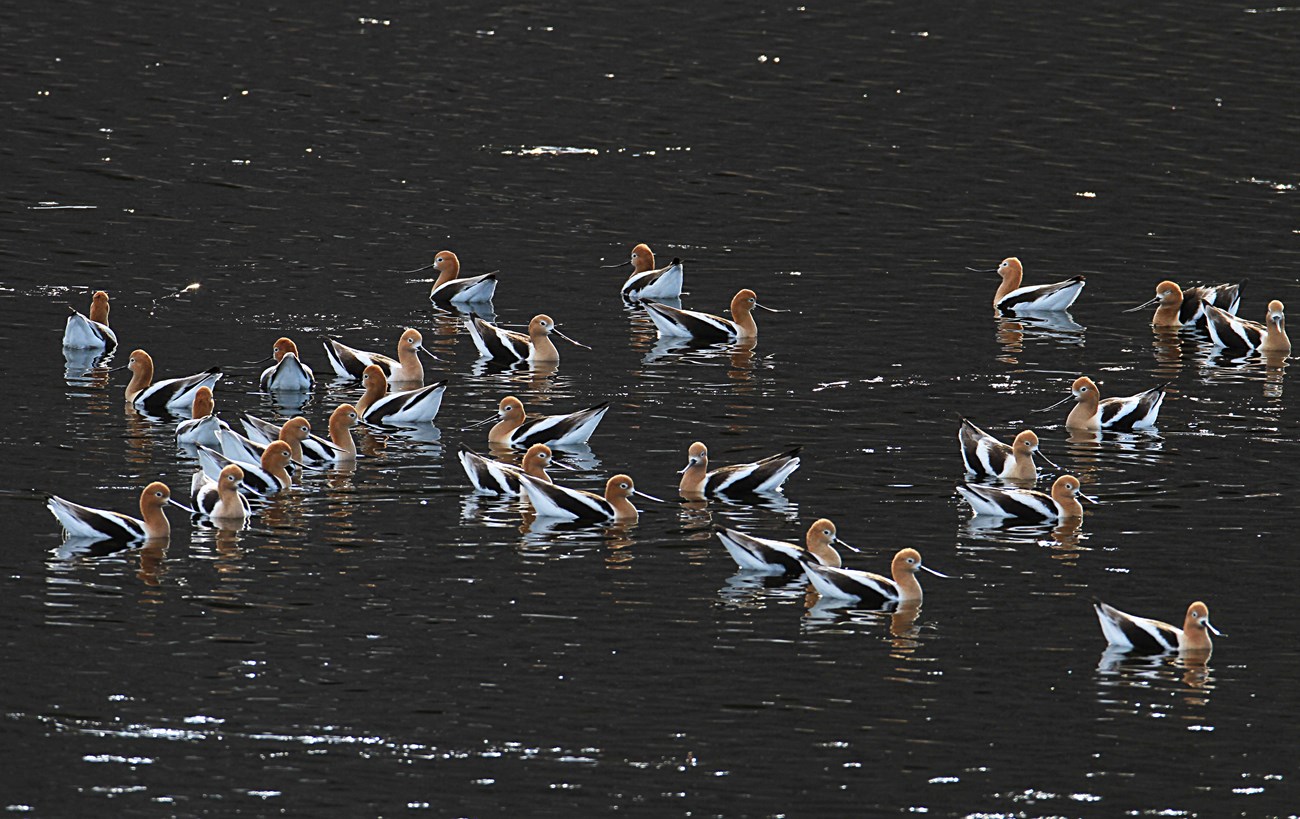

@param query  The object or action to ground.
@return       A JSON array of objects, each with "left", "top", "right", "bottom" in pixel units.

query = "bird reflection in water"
[
  {"left": 123, "top": 406, "right": 157, "bottom": 468},
  {"left": 802, "top": 596, "right": 924, "bottom": 647},
  {"left": 717, "top": 571, "right": 813, "bottom": 608},
  {"left": 1096, "top": 647, "right": 1215, "bottom": 699},
  {"left": 960, "top": 516, "right": 1089, "bottom": 560},
  {"left": 1149, "top": 326, "right": 1184, "bottom": 379},
  {"left": 994, "top": 312, "right": 1085, "bottom": 365},
  {"left": 64, "top": 347, "right": 115, "bottom": 389}
]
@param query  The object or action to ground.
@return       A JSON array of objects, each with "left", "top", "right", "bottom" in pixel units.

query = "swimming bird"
[
  {"left": 987, "top": 257, "right": 1085, "bottom": 313},
  {"left": 518, "top": 473, "right": 658, "bottom": 523},
  {"left": 678, "top": 441, "right": 802, "bottom": 498},
  {"left": 356, "top": 364, "right": 446, "bottom": 425},
  {"left": 198, "top": 440, "right": 294, "bottom": 496},
  {"left": 467, "top": 396, "right": 609, "bottom": 448},
  {"left": 802, "top": 548, "right": 948, "bottom": 606},
  {"left": 715, "top": 518, "right": 853, "bottom": 573},
  {"left": 1203, "top": 300, "right": 1290, "bottom": 353},
  {"left": 957, "top": 474, "right": 1096, "bottom": 521},
  {"left": 258, "top": 337, "right": 315, "bottom": 392},
  {"left": 62, "top": 290, "right": 117, "bottom": 351},
  {"left": 958, "top": 419, "right": 1057, "bottom": 481},
  {"left": 191, "top": 464, "right": 252, "bottom": 524},
  {"left": 322, "top": 328, "right": 433, "bottom": 383},
  {"left": 1038, "top": 376, "right": 1166, "bottom": 431},
  {"left": 175, "top": 386, "right": 231, "bottom": 448},
  {"left": 1094, "top": 600, "right": 1219, "bottom": 654},
  {"left": 615, "top": 243, "right": 685, "bottom": 301},
  {"left": 220, "top": 418, "right": 312, "bottom": 466},
  {"left": 47, "top": 481, "right": 189, "bottom": 542},
  {"left": 425, "top": 250, "right": 498, "bottom": 307},
  {"left": 458, "top": 443, "right": 555, "bottom": 494},
  {"left": 240, "top": 405, "right": 358, "bottom": 464},
  {"left": 1124, "top": 279, "right": 1245, "bottom": 328},
  {"left": 122, "top": 349, "right": 223, "bottom": 415},
  {"left": 642, "top": 289, "right": 778, "bottom": 342},
  {"left": 465, "top": 314, "right": 589, "bottom": 363}
]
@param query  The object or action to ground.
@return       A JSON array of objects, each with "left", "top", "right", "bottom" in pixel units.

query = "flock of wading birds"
[{"left": 50, "top": 248, "right": 1288, "bottom": 656}]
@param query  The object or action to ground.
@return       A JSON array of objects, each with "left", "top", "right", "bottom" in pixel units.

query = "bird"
[
  {"left": 356, "top": 364, "right": 446, "bottom": 425},
  {"left": 642, "top": 289, "right": 779, "bottom": 342},
  {"left": 986, "top": 257, "right": 1085, "bottom": 313},
  {"left": 322, "top": 328, "right": 433, "bottom": 384},
  {"left": 219, "top": 418, "right": 312, "bottom": 466},
  {"left": 62, "top": 290, "right": 117, "bottom": 351},
  {"left": 175, "top": 386, "right": 231, "bottom": 449},
  {"left": 465, "top": 314, "right": 589, "bottom": 363},
  {"left": 1094, "top": 600, "right": 1219, "bottom": 654},
  {"left": 191, "top": 463, "right": 252, "bottom": 524},
  {"left": 198, "top": 440, "right": 294, "bottom": 496},
  {"left": 121, "top": 349, "right": 222, "bottom": 416},
  {"left": 424, "top": 250, "right": 498, "bottom": 307},
  {"left": 258, "top": 337, "right": 315, "bottom": 392},
  {"left": 715, "top": 518, "right": 853, "bottom": 573},
  {"left": 1038, "top": 376, "right": 1166, "bottom": 431},
  {"left": 47, "top": 481, "right": 188, "bottom": 542},
  {"left": 517, "top": 473, "right": 659, "bottom": 523},
  {"left": 957, "top": 474, "right": 1096, "bottom": 522},
  {"left": 458, "top": 443, "right": 555, "bottom": 494},
  {"left": 1124, "top": 279, "right": 1245, "bottom": 328},
  {"left": 957, "top": 419, "right": 1057, "bottom": 481},
  {"left": 614, "top": 243, "right": 685, "bottom": 301},
  {"left": 677, "top": 441, "right": 801, "bottom": 498},
  {"left": 466, "top": 396, "right": 609, "bottom": 449},
  {"left": 1203, "top": 300, "right": 1289, "bottom": 353},
  {"left": 240, "top": 406, "right": 357, "bottom": 465},
  {"left": 802, "top": 548, "right": 948, "bottom": 606}
]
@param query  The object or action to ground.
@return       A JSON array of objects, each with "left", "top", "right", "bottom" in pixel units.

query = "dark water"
[{"left": 4, "top": 0, "right": 1300, "bottom": 814}]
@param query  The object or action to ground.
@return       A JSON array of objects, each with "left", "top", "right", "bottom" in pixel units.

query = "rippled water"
[{"left": 4, "top": 0, "right": 1300, "bottom": 815}]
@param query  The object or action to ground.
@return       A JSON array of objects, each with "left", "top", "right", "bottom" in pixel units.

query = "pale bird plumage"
[
  {"left": 1094, "top": 600, "right": 1219, "bottom": 654},
  {"left": 989, "top": 257, "right": 1085, "bottom": 313},
  {"left": 957, "top": 474, "right": 1097, "bottom": 521},
  {"left": 47, "top": 482, "right": 188, "bottom": 542},
  {"left": 62, "top": 290, "right": 117, "bottom": 352},
  {"left": 802, "top": 547, "right": 948, "bottom": 606},
  {"left": 715, "top": 518, "right": 853, "bottom": 574}
]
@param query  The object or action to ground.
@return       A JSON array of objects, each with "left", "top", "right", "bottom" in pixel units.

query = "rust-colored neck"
[{"left": 89, "top": 292, "right": 110, "bottom": 325}]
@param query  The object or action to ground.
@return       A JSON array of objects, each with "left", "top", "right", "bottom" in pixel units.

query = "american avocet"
[
  {"left": 122, "top": 349, "right": 223, "bottom": 415},
  {"left": 465, "top": 314, "right": 589, "bottom": 363},
  {"left": 518, "top": 472, "right": 659, "bottom": 523},
  {"left": 219, "top": 419, "right": 311, "bottom": 467},
  {"left": 1204, "top": 300, "right": 1289, "bottom": 353},
  {"left": 63, "top": 290, "right": 117, "bottom": 352},
  {"left": 678, "top": 441, "right": 801, "bottom": 497},
  {"left": 643, "top": 289, "right": 778, "bottom": 341},
  {"left": 803, "top": 548, "right": 948, "bottom": 606},
  {"left": 958, "top": 418, "right": 1057, "bottom": 481},
  {"left": 715, "top": 518, "right": 853, "bottom": 574},
  {"left": 615, "top": 243, "right": 685, "bottom": 301},
  {"left": 240, "top": 406, "right": 356, "bottom": 464},
  {"left": 191, "top": 464, "right": 252, "bottom": 523},
  {"left": 258, "top": 337, "right": 315, "bottom": 392},
  {"left": 468, "top": 396, "right": 609, "bottom": 448},
  {"left": 356, "top": 364, "right": 446, "bottom": 425},
  {"left": 986, "top": 257, "right": 1085, "bottom": 313},
  {"left": 425, "top": 250, "right": 498, "bottom": 307},
  {"left": 957, "top": 474, "right": 1096, "bottom": 521},
  {"left": 458, "top": 443, "right": 554, "bottom": 494},
  {"left": 1095, "top": 600, "right": 1219, "bottom": 654},
  {"left": 1038, "top": 376, "right": 1166, "bottom": 431},
  {"left": 198, "top": 440, "right": 293, "bottom": 496},
  {"left": 323, "top": 404, "right": 360, "bottom": 463},
  {"left": 323, "top": 328, "right": 433, "bottom": 384},
  {"left": 1125, "top": 279, "right": 1245, "bottom": 328},
  {"left": 175, "top": 386, "right": 231, "bottom": 448},
  {"left": 47, "top": 481, "right": 189, "bottom": 542}
]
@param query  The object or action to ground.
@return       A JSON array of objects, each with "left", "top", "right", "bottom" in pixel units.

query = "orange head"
[
  {"left": 630, "top": 243, "right": 655, "bottom": 273},
  {"left": 272, "top": 337, "right": 299, "bottom": 362},
  {"left": 191, "top": 385, "right": 215, "bottom": 418}
]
